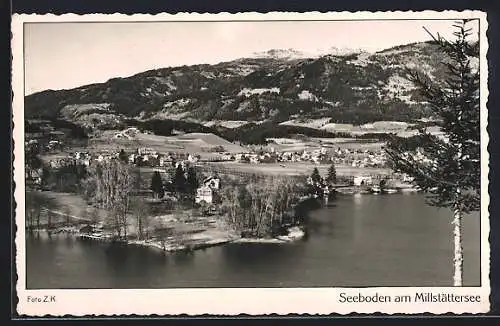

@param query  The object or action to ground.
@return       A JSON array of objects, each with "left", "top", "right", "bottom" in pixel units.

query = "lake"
[{"left": 25, "top": 193, "right": 481, "bottom": 288}]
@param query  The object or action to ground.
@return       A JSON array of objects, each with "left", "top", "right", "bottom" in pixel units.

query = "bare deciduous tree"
[
  {"left": 83, "top": 160, "right": 136, "bottom": 239},
  {"left": 221, "top": 175, "right": 305, "bottom": 237},
  {"left": 131, "top": 197, "right": 151, "bottom": 240}
]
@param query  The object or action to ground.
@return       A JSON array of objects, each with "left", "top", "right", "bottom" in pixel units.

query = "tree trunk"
[
  {"left": 137, "top": 216, "right": 143, "bottom": 240},
  {"left": 47, "top": 211, "right": 52, "bottom": 230},
  {"left": 36, "top": 211, "right": 41, "bottom": 230},
  {"left": 452, "top": 202, "right": 463, "bottom": 286}
]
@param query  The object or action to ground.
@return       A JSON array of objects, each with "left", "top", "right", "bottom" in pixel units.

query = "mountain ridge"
[{"left": 25, "top": 41, "right": 448, "bottom": 130}]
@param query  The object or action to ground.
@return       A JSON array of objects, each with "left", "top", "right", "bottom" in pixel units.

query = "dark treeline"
[
  {"left": 387, "top": 134, "right": 428, "bottom": 152},
  {"left": 25, "top": 119, "right": 88, "bottom": 139},
  {"left": 124, "top": 118, "right": 219, "bottom": 136},
  {"left": 26, "top": 114, "right": 440, "bottom": 147},
  {"left": 220, "top": 121, "right": 348, "bottom": 145}
]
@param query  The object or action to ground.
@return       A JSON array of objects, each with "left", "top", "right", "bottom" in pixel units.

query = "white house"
[
  {"left": 249, "top": 155, "right": 260, "bottom": 164},
  {"left": 195, "top": 185, "right": 214, "bottom": 204},
  {"left": 195, "top": 176, "right": 221, "bottom": 204},
  {"left": 188, "top": 154, "right": 199, "bottom": 163},
  {"left": 203, "top": 176, "right": 220, "bottom": 190}
]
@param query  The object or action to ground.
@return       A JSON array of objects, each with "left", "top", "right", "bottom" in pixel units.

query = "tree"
[
  {"left": 379, "top": 178, "right": 387, "bottom": 192},
  {"left": 90, "top": 208, "right": 100, "bottom": 226},
  {"left": 26, "top": 191, "right": 43, "bottom": 232},
  {"left": 185, "top": 166, "right": 199, "bottom": 197},
  {"left": 63, "top": 206, "right": 71, "bottom": 228},
  {"left": 130, "top": 197, "right": 150, "bottom": 240},
  {"left": 25, "top": 143, "right": 43, "bottom": 184},
  {"left": 311, "top": 167, "right": 322, "bottom": 184},
  {"left": 326, "top": 163, "right": 337, "bottom": 184},
  {"left": 385, "top": 20, "right": 480, "bottom": 286},
  {"left": 46, "top": 210, "right": 55, "bottom": 233},
  {"left": 308, "top": 167, "right": 324, "bottom": 198},
  {"left": 118, "top": 149, "right": 128, "bottom": 164},
  {"left": 221, "top": 176, "right": 306, "bottom": 238},
  {"left": 150, "top": 171, "right": 164, "bottom": 199},
  {"left": 172, "top": 164, "right": 186, "bottom": 195},
  {"left": 82, "top": 160, "right": 136, "bottom": 239}
]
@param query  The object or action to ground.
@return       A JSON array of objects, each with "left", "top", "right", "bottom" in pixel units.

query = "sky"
[{"left": 24, "top": 20, "right": 479, "bottom": 95}]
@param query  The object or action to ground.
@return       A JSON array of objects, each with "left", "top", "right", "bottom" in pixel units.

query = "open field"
[
  {"left": 278, "top": 119, "right": 445, "bottom": 138},
  {"left": 78, "top": 131, "right": 248, "bottom": 155},
  {"left": 267, "top": 137, "right": 386, "bottom": 152},
  {"left": 203, "top": 120, "right": 251, "bottom": 129},
  {"left": 198, "top": 162, "right": 392, "bottom": 177},
  {"left": 280, "top": 119, "right": 414, "bottom": 133}
]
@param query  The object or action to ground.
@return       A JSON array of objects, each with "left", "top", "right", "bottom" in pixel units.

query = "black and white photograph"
[{"left": 13, "top": 11, "right": 490, "bottom": 315}]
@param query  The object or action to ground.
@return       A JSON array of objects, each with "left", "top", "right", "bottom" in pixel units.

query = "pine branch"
[{"left": 385, "top": 148, "right": 458, "bottom": 188}]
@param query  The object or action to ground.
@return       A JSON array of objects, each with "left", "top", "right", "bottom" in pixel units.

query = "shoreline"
[
  {"left": 26, "top": 190, "right": 417, "bottom": 253},
  {"left": 28, "top": 224, "right": 307, "bottom": 252}
]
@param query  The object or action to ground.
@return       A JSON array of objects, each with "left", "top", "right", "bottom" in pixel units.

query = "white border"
[{"left": 12, "top": 11, "right": 490, "bottom": 316}]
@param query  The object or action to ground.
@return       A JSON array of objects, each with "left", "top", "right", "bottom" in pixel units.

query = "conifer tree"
[
  {"left": 118, "top": 149, "right": 128, "bottom": 163},
  {"left": 385, "top": 20, "right": 480, "bottom": 286},
  {"left": 150, "top": 171, "right": 164, "bottom": 199},
  {"left": 326, "top": 163, "right": 337, "bottom": 184},
  {"left": 186, "top": 166, "right": 199, "bottom": 197},
  {"left": 311, "top": 167, "right": 322, "bottom": 185},
  {"left": 309, "top": 167, "right": 324, "bottom": 198},
  {"left": 172, "top": 164, "right": 186, "bottom": 195}
]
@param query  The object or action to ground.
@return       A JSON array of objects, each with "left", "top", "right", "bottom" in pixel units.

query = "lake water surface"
[{"left": 26, "top": 193, "right": 481, "bottom": 288}]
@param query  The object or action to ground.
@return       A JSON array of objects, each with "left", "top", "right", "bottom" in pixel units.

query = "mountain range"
[{"left": 25, "top": 41, "right": 450, "bottom": 132}]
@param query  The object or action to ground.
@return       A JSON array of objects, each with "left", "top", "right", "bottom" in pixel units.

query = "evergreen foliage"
[
  {"left": 386, "top": 20, "right": 480, "bottom": 213},
  {"left": 172, "top": 164, "right": 187, "bottom": 195},
  {"left": 311, "top": 167, "right": 322, "bottom": 184},
  {"left": 150, "top": 171, "right": 164, "bottom": 198},
  {"left": 326, "top": 164, "right": 337, "bottom": 184},
  {"left": 185, "top": 166, "right": 199, "bottom": 197},
  {"left": 385, "top": 20, "right": 480, "bottom": 286}
]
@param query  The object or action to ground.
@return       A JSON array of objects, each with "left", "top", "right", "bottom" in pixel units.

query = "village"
[
  {"left": 23, "top": 121, "right": 423, "bottom": 256},
  {"left": 25, "top": 125, "right": 390, "bottom": 179},
  {"left": 24, "top": 122, "right": 423, "bottom": 205}
]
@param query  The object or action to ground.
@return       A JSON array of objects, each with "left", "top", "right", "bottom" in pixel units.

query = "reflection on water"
[{"left": 26, "top": 194, "right": 481, "bottom": 288}]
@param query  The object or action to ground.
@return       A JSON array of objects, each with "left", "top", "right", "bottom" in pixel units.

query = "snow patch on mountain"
[
  {"left": 226, "top": 66, "right": 257, "bottom": 76},
  {"left": 238, "top": 87, "right": 280, "bottom": 97},
  {"left": 347, "top": 52, "right": 372, "bottom": 67},
  {"left": 297, "top": 90, "right": 318, "bottom": 101},
  {"left": 163, "top": 98, "right": 191, "bottom": 108},
  {"left": 382, "top": 75, "right": 418, "bottom": 103},
  {"left": 279, "top": 117, "right": 331, "bottom": 129},
  {"left": 252, "top": 47, "right": 369, "bottom": 60},
  {"left": 203, "top": 120, "right": 251, "bottom": 129},
  {"left": 252, "top": 49, "right": 308, "bottom": 60}
]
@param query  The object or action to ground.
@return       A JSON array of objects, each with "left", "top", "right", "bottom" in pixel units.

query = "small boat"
[
  {"left": 383, "top": 188, "right": 398, "bottom": 194},
  {"left": 371, "top": 185, "right": 381, "bottom": 194}
]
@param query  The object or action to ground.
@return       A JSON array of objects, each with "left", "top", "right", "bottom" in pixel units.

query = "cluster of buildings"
[
  {"left": 25, "top": 138, "right": 64, "bottom": 153},
  {"left": 232, "top": 148, "right": 332, "bottom": 165},
  {"left": 228, "top": 147, "right": 387, "bottom": 168},
  {"left": 329, "top": 147, "right": 387, "bottom": 168},
  {"left": 43, "top": 148, "right": 202, "bottom": 169},
  {"left": 113, "top": 127, "right": 152, "bottom": 140},
  {"left": 127, "top": 148, "right": 200, "bottom": 167}
]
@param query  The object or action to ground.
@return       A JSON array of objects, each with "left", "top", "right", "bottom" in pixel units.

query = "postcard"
[{"left": 12, "top": 10, "right": 490, "bottom": 316}]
